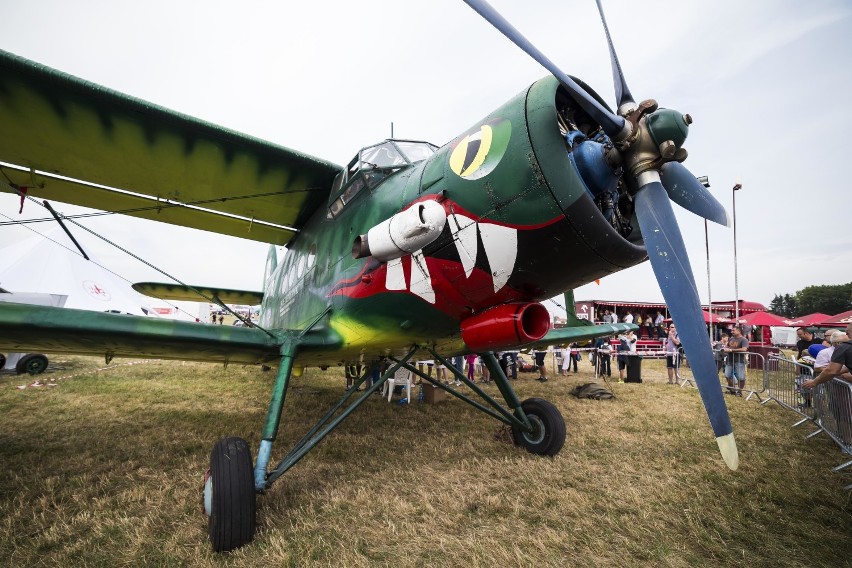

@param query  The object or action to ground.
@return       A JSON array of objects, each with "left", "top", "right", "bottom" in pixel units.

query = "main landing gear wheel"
[
  {"left": 203, "top": 437, "right": 256, "bottom": 552},
  {"left": 16, "top": 354, "right": 48, "bottom": 375},
  {"left": 511, "top": 398, "right": 566, "bottom": 457}
]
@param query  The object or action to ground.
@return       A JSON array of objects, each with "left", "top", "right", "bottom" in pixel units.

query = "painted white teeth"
[
  {"left": 409, "top": 249, "right": 435, "bottom": 303},
  {"left": 477, "top": 223, "right": 517, "bottom": 292},
  {"left": 385, "top": 218, "right": 517, "bottom": 302}
]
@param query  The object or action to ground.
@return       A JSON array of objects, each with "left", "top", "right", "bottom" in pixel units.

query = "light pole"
[
  {"left": 697, "top": 176, "right": 713, "bottom": 340},
  {"left": 732, "top": 183, "right": 742, "bottom": 321}
]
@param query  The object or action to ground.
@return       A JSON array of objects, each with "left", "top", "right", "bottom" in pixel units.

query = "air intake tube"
[
  {"left": 461, "top": 303, "right": 551, "bottom": 352},
  {"left": 352, "top": 200, "right": 447, "bottom": 261}
]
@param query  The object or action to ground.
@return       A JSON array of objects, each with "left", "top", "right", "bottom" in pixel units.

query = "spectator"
[
  {"left": 506, "top": 350, "right": 519, "bottom": 380},
  {"left": 713, "top": 333, "right": 730, "bottom": 376},
  {"left": 478, "top": 355, "right": 491, "bottom": 383},
  {"left": 813, "top": 333, "right": 847, "bottom": 374},
  {"left": 535, "top": 348, "right": 548, "bottom": 382},
  {"left": 464, "top": 353, "right": 477, "bottom": 382},
  {"left": 597, "top": 337, "right": 612, "bottom": 377},
  {"left": 803, "top": 323, "right": 852, "bottom": 388},
  {"left": 450, "top": 356, "right": 465, "bottom": 386},
  {"left": 795, "top": 328, "right": 821, "bottom": 359},
  {"left": 559, "top": 345, "right": 570, "bottom": 376},
  {"left": 654, "top": 311, "right": 665, "bottom": 339},
  {"left": 415, "top": 360, "right": 434, "bottom": 384},
  {"left": 345, "top": 364, "right": 362, "bottom": 391},
  {"left": 724, "top": 326, "right": 749, "bottom": 396},
  {"left": 617, "top": 330, "right": 637, "bottom": 382},
  {"left": 665, "top": 323, "right": 681, "bottom": 384},
  {"left": 623, "top": 311, "right": 634, "bottom": 324}
]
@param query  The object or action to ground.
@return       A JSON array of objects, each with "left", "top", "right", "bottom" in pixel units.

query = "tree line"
[{"left": 769, "top": 283, "right": 852, "bottom": 318}]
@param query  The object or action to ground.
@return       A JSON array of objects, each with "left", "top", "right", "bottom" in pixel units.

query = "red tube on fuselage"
[{"left": 461, "top": 302, "right": 550, "bottom": 352}]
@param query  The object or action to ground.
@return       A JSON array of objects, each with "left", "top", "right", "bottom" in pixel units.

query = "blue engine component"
[{"left": 565, "top": 130, "right": 620, "bottom": 199}]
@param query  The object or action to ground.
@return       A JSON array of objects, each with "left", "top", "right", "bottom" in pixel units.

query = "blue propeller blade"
[
  {"left": 594, "top": 0, "right": 634, "bottom": 110},
  {"left": 634, "top": 180, "right": 738, "bottom": 470},
  {"left": 661, "top": 162, "right": 730, "bottom": 227},
  {"left": 462, "top": 0, "right": 627, "bottom": 140}
]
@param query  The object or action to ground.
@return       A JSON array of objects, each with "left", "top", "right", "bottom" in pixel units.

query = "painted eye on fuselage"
[{"left": 448, "top": 119, "right": 511, "bottom": 181}]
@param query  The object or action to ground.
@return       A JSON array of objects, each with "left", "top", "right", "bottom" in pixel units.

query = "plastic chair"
[{"left": 384, "top": 367, "right": 412, "bottom": 403}]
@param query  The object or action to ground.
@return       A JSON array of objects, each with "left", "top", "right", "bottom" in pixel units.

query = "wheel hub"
[
  {"left": 202, "top": 469, "right": 212, "bottom": 516},
  {"left": 522, "top": 414, "right": 546, "bottom": 445}
]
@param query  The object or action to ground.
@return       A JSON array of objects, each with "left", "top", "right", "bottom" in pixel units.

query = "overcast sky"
[{"left": 1, "top": 0, "right": 850, "bottom": 315}]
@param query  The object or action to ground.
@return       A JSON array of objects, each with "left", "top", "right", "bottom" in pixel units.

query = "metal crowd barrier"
[
  {"left": 809, "top": 378, "right": 852, "bottom": 488},
  {"left": 762, "top": 354, "right": 816, "bottom": 421}
]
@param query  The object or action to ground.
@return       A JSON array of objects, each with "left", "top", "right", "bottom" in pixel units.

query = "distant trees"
[
  {"left": 768, "top": 293, "right": 798, "bottom": 317},
  {"left": 770, "top": 283, "right": 852, "bottom": 317}
]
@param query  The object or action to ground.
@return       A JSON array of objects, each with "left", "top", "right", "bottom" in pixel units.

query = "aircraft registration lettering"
[{"left": 448, "top": 119, "right": 511, "bottom": 181}]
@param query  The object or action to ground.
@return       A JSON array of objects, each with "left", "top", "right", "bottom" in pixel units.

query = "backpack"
[{"left": 569, "top": 382, "right": 616, "bottom": 400}]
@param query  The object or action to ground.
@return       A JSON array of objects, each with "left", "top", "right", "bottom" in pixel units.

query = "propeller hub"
[{"left": 618, "top": 102, "right": 691, "bottom": 189}]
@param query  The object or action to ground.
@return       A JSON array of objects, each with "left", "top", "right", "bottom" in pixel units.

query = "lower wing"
[{"left": 0, "top": 302, "right": 283, "bottom": 365}]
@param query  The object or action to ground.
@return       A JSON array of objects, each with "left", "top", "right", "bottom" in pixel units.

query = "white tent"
[{"left": 0, "top": 227, "right": 150, "bottom": 315}]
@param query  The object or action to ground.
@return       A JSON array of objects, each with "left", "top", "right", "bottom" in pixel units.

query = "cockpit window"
[
  {"left": 360, "top": 142, "right": 406, "bottom": 168},
  {"left": 394, "top": 140, "right": 438, "bottom": 163},
  {"left": 327, "top": 139, "right": 438, "bottom": 219}
]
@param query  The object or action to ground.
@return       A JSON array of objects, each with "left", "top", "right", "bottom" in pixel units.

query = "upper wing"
[{"left": 0, "top": 49, "right": 342, "bottom": 245}]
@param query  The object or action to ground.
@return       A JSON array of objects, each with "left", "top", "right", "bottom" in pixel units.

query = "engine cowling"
[{"left": 461, "top": 302, "right": 551, "bottom": 352}]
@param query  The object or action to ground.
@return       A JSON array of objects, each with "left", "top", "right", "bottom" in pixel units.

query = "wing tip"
[{"left": 716, "top": 432, "right": 739, "bottom": 470}]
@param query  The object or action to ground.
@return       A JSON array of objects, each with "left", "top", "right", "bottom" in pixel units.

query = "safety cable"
[
  {"left": 0, "top": 211, "right": 199, "bottom": 321},
  {"left": 5, "top": 186, "right": 277, "bottom": 338}
]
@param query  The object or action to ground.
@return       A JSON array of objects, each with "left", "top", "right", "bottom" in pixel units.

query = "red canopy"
[
  {"left": 817, "top": 310, "right": 852, "bottom": 327},
  {"left": 735, "top": 311, "right": 789, "bottom": 326},
  {"left": 784, "top": 312, "right": 832, "bottom": 326}
]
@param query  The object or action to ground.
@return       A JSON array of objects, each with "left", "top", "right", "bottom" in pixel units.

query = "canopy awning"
[
  {"left": 735, "top": 311, "right": 789, "bottom": 327},
  {"left": 816, "top": 310, "right": 852, "bottom": 327}
]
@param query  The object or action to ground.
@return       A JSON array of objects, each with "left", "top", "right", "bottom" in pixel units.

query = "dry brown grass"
[{"left": 0, "top": 354, "right": 850, "bottom": 567}]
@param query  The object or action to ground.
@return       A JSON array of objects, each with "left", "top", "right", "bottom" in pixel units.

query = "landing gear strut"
[{"left": 202, "top": 342, "right": 567, "bottom": 552}]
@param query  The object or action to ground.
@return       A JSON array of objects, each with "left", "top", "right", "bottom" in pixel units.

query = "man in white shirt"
[{"left": 623, "top": 311, "right": 634, "bottom": 324}]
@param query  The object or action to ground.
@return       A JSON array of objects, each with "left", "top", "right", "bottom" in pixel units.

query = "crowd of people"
[
  {"left": 340, "top": 323, "right": 852, "bottom": 395},
  {"left": 598, "top": 309, "right": 667, "bottom": 339}
]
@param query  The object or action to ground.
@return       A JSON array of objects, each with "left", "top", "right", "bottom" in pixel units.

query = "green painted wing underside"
[
  {"left": 0, "top": 50, "right": 342, "bottom": 245},
  {"left": 132, "top": 282, "right": 263, "bottom": 305}
]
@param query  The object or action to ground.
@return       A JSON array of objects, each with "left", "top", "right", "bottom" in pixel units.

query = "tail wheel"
[
  {"left": 0, "top": 354, "right": 6, "bottom": 370},
  {"left": 511, "top": 398, "right": 566, "bottom": 456},
  {"left": 16, "top": 354, "right": 48, "bottom": 375},
  {"left": 204, "top": 437, "right": 256, "bottom": 552}
]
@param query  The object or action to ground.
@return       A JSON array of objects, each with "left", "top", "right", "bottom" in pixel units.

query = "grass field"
[{"left": 1, "top": 354, "right": 850, "bottom": 567}]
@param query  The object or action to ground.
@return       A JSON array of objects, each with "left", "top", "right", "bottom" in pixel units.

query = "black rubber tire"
[
  {"left": 0, "top": 354, "right": 6, "bottom": 370},
  {"left": 208, "top": 437, "right": 256, "bottom": 552},
  {"left": 511, "top": 398, "right": 566, "bottom": 457},
  {"left": 16, "top": 354, "right": 48, "bottom": 375}
]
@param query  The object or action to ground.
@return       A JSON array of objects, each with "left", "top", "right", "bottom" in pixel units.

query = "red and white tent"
[
  {"left": 735, "top": 311, "right": 789, "bottom": 327},
  {"left": 784, "top": 312, "right": 832, "bottom": 326},
  {"left": 817, "top": 310, "right": 852, "bottom": 327}
]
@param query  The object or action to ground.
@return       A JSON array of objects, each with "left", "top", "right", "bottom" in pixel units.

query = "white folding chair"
[{"left": 383, "top": 366, "right": 412, "bottom": 403}]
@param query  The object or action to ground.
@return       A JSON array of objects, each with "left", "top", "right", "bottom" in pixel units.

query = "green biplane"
[{"left": 0, "top": 0, "right": 737, "bottom": 552}]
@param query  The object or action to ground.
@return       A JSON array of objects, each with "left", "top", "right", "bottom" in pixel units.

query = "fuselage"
[{"left": 261, "top": 76, "right": 648, "bottom": 366}]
